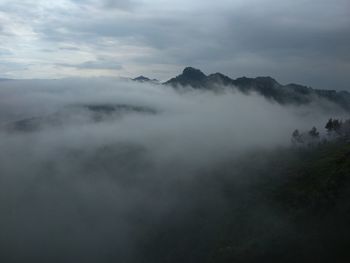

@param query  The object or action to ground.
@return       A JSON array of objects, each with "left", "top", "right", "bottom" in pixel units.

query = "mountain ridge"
[{"left": 163, "top": 67, "right": 350, "bottom": 111}]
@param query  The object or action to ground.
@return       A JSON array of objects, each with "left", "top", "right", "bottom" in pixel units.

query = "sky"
[{"left": 0, "top": 0, "right": 349, "bottom": 90}]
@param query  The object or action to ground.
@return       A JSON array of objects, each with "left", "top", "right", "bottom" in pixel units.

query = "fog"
[{"left": 0, "top": 78, "right": 346, "bottom": 262}]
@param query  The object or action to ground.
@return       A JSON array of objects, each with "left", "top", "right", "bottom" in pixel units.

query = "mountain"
[
  {"left": 133, "top": 76, "right": 159, "bottom": 83},
  {"left": 164, "top": 67, "right": 350, "bottom": 111},
  {"left": 3, "top": 104, "right": 157, "bottom": 133},
  {"left": 164, "top": 67, "right": 207, "bottom": 88}
]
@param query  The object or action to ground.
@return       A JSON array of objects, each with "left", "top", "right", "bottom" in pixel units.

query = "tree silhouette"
[
  {"left": 308, "top": 127, "right": 320, "bottom": 138},
  {"left": 325, "top": 118, "right": 342, "bottom": 134},
  {"left": 325, "top": 118, "right": 333, "bottom": 133},
  {"left": 291, "top": 129, "right": 303, "bottom": 145}
]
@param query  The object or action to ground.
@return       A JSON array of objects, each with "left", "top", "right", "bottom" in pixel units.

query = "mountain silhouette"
[
  {"left": 133, "top": 76, "right": 159, "bottom": 83},
  {"left": 165, "top": 67, "right": 207, "bottom": 88},
  {"left": 164, "top": 67, "right": 350, "bottom": 111}
]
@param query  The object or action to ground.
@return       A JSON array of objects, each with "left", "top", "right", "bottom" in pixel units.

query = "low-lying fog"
[{"left": 0, "top": 78, "right": 346, "bottom": 262}]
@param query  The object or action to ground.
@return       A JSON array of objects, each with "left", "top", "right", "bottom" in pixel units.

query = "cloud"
[
  {"left": 0, "top": 48, "right": 12, "bottom": 56},
  {"left": 59, "top": 46, "right": 81, "bottom": 51},
  {"left": 102, "top": 0, "right": 135, "bottom": 10},
  {"left": 0, "top": 61, "right": 29, "bottom": 77},
  {"left": 0, "top": 78, "right": 347, "bottom": 262},
  {"left": 58, "top": 60, "right": 123, "bottom": 70},
  {"left": 71, "top": 0, "right": 136, "bottom": 10}
]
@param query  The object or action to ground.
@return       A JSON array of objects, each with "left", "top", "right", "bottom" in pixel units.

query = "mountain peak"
[
  {"left": 182, "top": 67, "right": 207, "bottom": 80},
  {"left": 164, "top": 67, "right": 207, "bottom": 88}
]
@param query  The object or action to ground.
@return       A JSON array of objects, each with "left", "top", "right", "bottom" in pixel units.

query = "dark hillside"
[{"left": 134, "top": 140, "right": 350, "bottom": 263}]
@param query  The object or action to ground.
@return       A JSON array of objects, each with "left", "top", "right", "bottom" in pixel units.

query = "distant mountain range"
[
  {"left": 135, "top": 67, "right": 350, "bottom": 111},
  {"left": 3, "top": 104, "right": 157, "bottom": 133}
]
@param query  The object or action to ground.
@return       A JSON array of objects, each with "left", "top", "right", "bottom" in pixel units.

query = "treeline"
[{"left": 291, "top": 118, "right": 350, "bottom": 146}]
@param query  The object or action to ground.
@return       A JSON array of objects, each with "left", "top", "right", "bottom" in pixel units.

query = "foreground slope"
[{"left": 136, "top": 140, "right": 350, "bottom": 263}]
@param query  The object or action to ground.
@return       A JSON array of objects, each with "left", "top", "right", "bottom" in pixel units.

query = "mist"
[{"left": 0, "top": 78, "right": 346, "bottom": 262}]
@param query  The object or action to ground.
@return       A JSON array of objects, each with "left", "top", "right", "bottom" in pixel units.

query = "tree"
[
  {"left": 291, "top": 129, "right": 303, "bottom": 145},
  {"left": 325, "top": 118, "right": 342, "bottom": 135},
  {"left": 325, "top": 118, "right": 333, "bottom": 133},
  {"left": 308, "top": 127, "right": 320, "bottom": 138},
  {"left": 333, "top": 119, "right": 341, "bottom": 133}
]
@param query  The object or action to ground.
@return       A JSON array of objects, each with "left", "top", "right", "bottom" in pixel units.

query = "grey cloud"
[
  {"left": 59, "top": 46, "right": 81, "bottom": 51},
  {"left": 71, "top": 0, "right": 136, "bottom": 10},
  {"left": 103, "top": 0, "right": 135, "bottom": 10},
  {"left": 0, "top": 61, "right": 29, "bottom": 72},
  {"left": 0, "top": 49, "right": 12, "bottom": 56},
  {"left": 58, "top": 60, "right": 123, "bottom": 70},
  {"left": 1, "top": 0, "right": 350, "bottom": 90}
]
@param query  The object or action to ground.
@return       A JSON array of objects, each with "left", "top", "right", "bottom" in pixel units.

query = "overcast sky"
[{"left": 0, "top": 0, "right": 349, "bottom": 90}]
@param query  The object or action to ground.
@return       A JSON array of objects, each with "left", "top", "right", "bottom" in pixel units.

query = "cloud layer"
[{"left": 0, "top": 78, "right": 347, "bottom": 261}]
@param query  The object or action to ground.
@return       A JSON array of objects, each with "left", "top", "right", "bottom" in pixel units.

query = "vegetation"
[
  {"left": 134, "top": 118, "right": 350, "bottom": 263},
  {"left": 208, "top": 141, "right": 350, "bottom": 263},
  {"left": 292, "top": 118, "right": 350, "bottom": 146}
]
